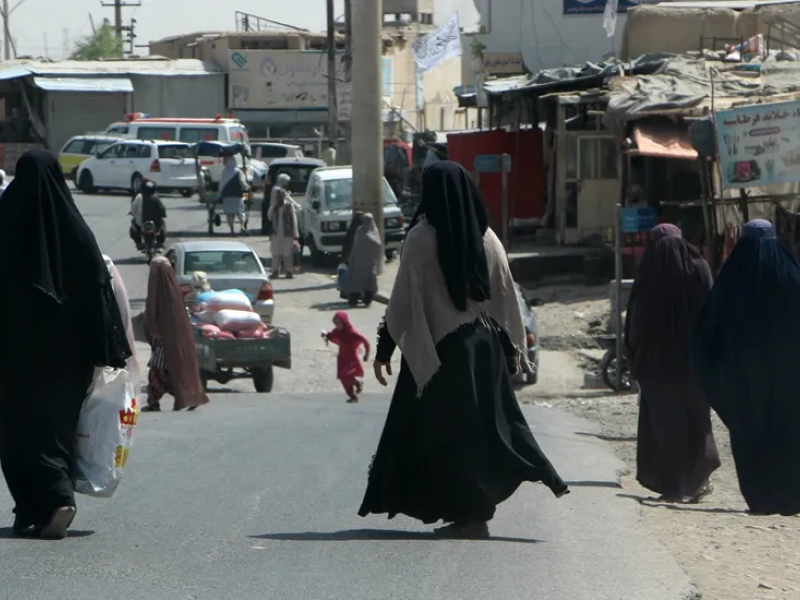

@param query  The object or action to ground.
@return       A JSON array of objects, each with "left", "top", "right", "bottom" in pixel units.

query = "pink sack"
[
  {"left": 197, "top": 323, "right": 223, "bottom": 339},
  {"left": 216, "top": 330, "right": 236, "bottom": 340},
  {"left": 236, "top": 324, "right": 267, "bottom": 339},
  {"left": 213, "top": 309, "right": 263, "bottom": 331},
  {"left": 207, "top": 302, "right": 255, "bottom": 313}
]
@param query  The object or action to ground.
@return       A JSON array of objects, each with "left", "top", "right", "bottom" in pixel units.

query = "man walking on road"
[
  {"left": 322, "top": 141, "right": 337, "bottom": 167},
  {"left": 268, "top": 180, "right": 300, "bottom": 279}
]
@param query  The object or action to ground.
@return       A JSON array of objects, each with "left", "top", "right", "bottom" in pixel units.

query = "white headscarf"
[
  {"left": 102, "top": 255, "right": 141, "bottom": 384},
  {"left": 385, "top": 223, "right": 526, "bottom": 396},
  {"left": 219, "top": 156, "right": 238, "bottom": 190},
  {"left": 276, "top": 173, "right": 291, "bottom": 188}
]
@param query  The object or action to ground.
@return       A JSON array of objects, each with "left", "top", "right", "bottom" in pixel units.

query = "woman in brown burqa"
[
  {"left": 624, "top": 223, "right": 720, "bottom": 503},
  {"left": 142, "top": 257, "right": 209, "bottom": 412}
]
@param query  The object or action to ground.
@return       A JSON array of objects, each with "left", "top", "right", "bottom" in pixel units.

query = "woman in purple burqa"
[{"left": 624, "top": 224, "right": 720, "bottom": 503}]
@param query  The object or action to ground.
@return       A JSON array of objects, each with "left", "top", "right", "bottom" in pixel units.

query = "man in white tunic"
[{"left": 267, "top": 175, "right": 300, "bottom": 278}]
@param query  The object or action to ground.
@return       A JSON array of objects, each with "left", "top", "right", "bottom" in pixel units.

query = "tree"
[{"left": 70, "top": 22, "right": 123, "bottom": 61}]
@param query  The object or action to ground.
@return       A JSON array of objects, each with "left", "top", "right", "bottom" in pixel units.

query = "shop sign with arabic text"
[{"left": 716, "top": 100, "right": 800, "bottom": 189}]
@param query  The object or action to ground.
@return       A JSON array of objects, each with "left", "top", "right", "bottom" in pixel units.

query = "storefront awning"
[
  {"left": 32, "top": 76, "right": 133, "bottom": 93},
  {"left": 630, "top": 120, "right": 697, "bottom": 160}
]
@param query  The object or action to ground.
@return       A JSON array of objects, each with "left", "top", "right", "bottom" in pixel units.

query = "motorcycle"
[
  {"left": 141, "top": 220, "right": 162, "bottom": 264},
  {"left": 596, "top": 334, "right": 633, "bottom": 392}
]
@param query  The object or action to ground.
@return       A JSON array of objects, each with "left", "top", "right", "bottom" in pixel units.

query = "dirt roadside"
[{"left": 518, "top": 284, "right": 800, "bottom": 600}]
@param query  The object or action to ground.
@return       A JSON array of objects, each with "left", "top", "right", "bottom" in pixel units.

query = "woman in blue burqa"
[
  {"left": 625, "top": 224, "right": 720, "bottom": 503},
  {"left": 691, "top": 219, "right": 800, "bottom": 516}
]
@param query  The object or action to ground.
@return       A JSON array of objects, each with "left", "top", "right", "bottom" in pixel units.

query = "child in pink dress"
[{"left": 323, "top": 311, "right": 371, "bottom": 403}]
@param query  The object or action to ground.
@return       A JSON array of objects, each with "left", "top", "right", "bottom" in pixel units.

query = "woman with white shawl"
[
  {"left": 102, "top": 255, "right": 141, "bottom": 386},
  {"left": 358, "top": 161, "right": 568, "bottom": 539},
  {"left": 219, "top": 156, "right": 249, "bottom": 236},
  {"left": 343, "top": 212, "right": 382, "bottom": 307}
]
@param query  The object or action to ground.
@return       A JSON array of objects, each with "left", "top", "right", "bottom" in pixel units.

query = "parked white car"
[
  {"left": 76, "top": 140, "right": 198, "bottom": 196},
  {"left": 300, "top": 166, "right": 406, "bottom": 266},
  {"left": 104, "top": 116, "right": 256, "bottom": 188},
  {"left": 165, "top": 240, "right": 275, "bottom": 324}
]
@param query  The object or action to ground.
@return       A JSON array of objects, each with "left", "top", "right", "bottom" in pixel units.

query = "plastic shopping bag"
[{"left": 74, "top": 367, "right": 138, "bottom": 498}]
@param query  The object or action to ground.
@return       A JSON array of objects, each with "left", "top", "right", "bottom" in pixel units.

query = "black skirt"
[{"left": 358, "top": 317, "right": 568, "bottom": 525}]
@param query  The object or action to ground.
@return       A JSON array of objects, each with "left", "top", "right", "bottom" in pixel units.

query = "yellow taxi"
[{"left": 58, "top": 135, "right": 123, "bottom": 181}]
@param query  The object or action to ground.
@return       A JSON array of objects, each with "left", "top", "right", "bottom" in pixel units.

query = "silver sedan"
[{"left": 165, "top": 240, "right": 275, "bottom": 324}]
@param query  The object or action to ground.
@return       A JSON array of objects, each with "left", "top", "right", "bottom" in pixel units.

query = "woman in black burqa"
[
  {"left": 359, "top": 160, "right": 568, "bottom": 539},
  {"left": 0, "top": 149, "right": 131, "bottom": 539},
  {"left": 691, "top": 219, "right": 800, "bottom": 516},
  {"left": 624, "top": 223, "right": 720, "bottom": 504}
]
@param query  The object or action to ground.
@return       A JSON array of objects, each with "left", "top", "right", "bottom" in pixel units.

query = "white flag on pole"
[
  {"left": 603, "top": 0, "right": 619, "bottom": 38},
  {"left": 412, "top": 13, "right": 462, "bottom": 73}
]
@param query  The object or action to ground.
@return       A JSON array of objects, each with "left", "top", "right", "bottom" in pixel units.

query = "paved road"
[{"left": 0, "top": 189, "right": 697, "bottom": 599}]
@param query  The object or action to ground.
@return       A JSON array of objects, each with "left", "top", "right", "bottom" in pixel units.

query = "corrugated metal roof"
[
  {"left": 32, "top": 59, "right": 223, "bottom": 76},
  {"left": 33, "top": 76, "right": 134, "bottom": 93},
  {"left": 0, "top": 65, "right": 32, "bottom": 80},
  {"left": 0, "top": 58, "right": 222, "bottom": 81}
]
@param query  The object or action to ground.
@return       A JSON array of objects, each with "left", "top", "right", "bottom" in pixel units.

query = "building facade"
[
  {"left": 463, "top": 0, "right": 640, "bottom": 77},
  {"left": 0, "top": 58, "right": 224, "bottom": 152},
  {"left": 148, "top": 12, "right": 462, "bottom": 145}
]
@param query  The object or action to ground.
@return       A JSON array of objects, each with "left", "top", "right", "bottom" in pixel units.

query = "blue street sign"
[
  {"left": 474, "top": 154, "right": 501, "bottom": 173},
  {"left": 621, "top": 207, "right": 657, "bottom": 233}
]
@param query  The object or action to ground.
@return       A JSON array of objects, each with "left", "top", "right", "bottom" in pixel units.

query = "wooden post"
[{"left": 555, "top": 100, "right": 567, "bottom": 244}]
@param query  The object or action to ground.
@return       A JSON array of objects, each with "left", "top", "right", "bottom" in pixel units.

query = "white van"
[
  {"left": 300, "top": 166, "right": 406, "bottom": 266},
  {"left": 104, "top": 116, "right": 251, "bottom": 186}
]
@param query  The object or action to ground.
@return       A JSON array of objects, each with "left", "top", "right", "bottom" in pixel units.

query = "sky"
[{"left": 9, "top": 0, "right": 479, "bottom": 60}]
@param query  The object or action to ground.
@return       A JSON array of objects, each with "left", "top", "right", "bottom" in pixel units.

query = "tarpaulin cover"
[{"left": 605, "top": 55, "right": 800, "bottom": 135}]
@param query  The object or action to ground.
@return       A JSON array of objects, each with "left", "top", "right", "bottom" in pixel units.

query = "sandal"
[
  {"left": 434, "top": 521, "right": 490, "bottom": 539},
  {"left": 39, "top": 506, "right": 76, "bottom": 540},
  {"left": 685, "top": 484, "right": 714, "bottom": 505}
]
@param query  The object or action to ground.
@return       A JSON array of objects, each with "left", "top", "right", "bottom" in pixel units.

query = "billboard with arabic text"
[
  {"left": 228, "top": 50, "right": 352, "bottom": 117},
  {"left": 716, "top": 100, "right": 800, "bottom": 190}
]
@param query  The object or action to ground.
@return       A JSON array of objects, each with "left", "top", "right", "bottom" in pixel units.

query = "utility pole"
[
  {"left": 351, "top": 0, "right": 384, "bottom": 242},
  {"left": 121, "top": 17, "right": 136, "bottom": 55},
  {"left": 326, "top": 0, "right": 339, "bottom": 147},
  {"left": 2, "top": 0, "right": 9, "bottom": 61},
  {"left": 100, "top": 0, "right": 140, "bottom": 40},
  {"left": 1, "top": 0, "right": 30, "bottom": 60},
  {"left": 344, "top": 0, "right": 353, "bottom": 83}
]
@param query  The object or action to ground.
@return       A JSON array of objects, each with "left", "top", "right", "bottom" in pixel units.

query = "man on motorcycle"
[{"left": 129, "top": 180, "right": 167, "bottom": 250}]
